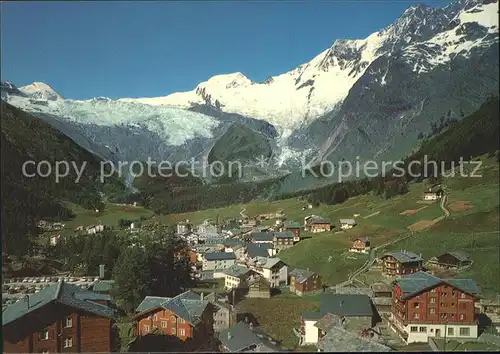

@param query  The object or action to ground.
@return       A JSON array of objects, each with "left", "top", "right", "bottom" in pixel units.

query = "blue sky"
[{"left": 1, "top": 0, "right": 450, "bottom": 99}]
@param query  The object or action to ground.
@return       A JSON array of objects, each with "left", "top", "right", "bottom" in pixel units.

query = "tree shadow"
[{"left": 236, "top": 312, "right": 260, "bottom": 327}]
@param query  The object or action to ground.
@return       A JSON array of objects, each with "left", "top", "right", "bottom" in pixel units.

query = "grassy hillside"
[{"left": 1, "top": 101, "right": 126, "bottom": 256}]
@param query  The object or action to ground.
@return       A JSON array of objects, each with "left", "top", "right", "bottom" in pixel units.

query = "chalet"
[
  {"left": 177, "top": 220, "right": 192, "bottom": 235},
  {"left": 431, "top": 251, "right": 472, "bottom": 269},
  {"left": 3, "top": 282, "right": 118, "bottom": 353},
  {"left": 388, "top": 271, "right": 481, "bottom": 343},
  {"left": 218, "top": 322, "right": 282, "bottom": 352},
  {"left": 380, "top": 250, "right": 423, "bottom": 276},
  {"left": 348, "top": 237, "right": 370, "bottom": 253},
  {"left": 249, "top": 232, "right": 275, "bottom": 244},
  {"left": 339, "top": 219, "right": 357, "bottom": 230},
  {"left": 304, "top": 216, "right": 332, "bottom": 233},
  {"left": 273, "top": 232, "right": 295, "bottom": 251},
  {"left": 245, "top": 243, "right": 276, "bottom": 259},
  {"left": 289, "top": 268, "right": 322, "bottom": 296},
  {"left": 202, "top": 252, "right": 236, "bottom": 272},
  {"left": 248, "top": 257, "right": 288, "bottom": 288},
  {"left": 134, "top": 291, "right": 214, "bottom": 347},
  {"left": 223, "top": 241, "right": 246, "bottom": 260},
  {"left": 423, "top": 186, "right": 444, "bottom": 201},
  {"left": 280, "top": 221, "right": 301, "bottom": 240},
  {"left": 198, "top": 232, "right": 223, "bottom": 243},
  {"left": 300, "top": 293, "right": 375, "bottom": 345},
  {"left": 247, "top": 275, "right": 271, "bottom": 298},
  {"left": 204, "top": 292, "right": 237, "bottom": 333},
  {"left": 224, "top": 266, "right": 255, "bottom": 290}
]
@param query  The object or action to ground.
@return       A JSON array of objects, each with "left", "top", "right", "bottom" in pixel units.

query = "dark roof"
[
  {"left": 204, "top": 252, "right": 236, "bottom": 261},
  {"left": 3, "top": 282, "right": 117, "bottom": 326},
  {"left": 218, "top": 322, "right": 282, "bottom": 352},
  {"left": 246, "top": 243, "right": 273, "bottom": 258},
  {"left": 289, "top": 268, "right": 316, "bottom": 284},
  {"left": 395, "top": 271, "right": 481, "bottom": 299},
  {"left": 273, "top": 232, "right": 294, "bottom": 239},
  {"left": 382, "top": 250, "right": 423, "bottom": 263},
  {"left": 319, "top": 294, "right": 374, "bottom": 317},
  {"left": 354, "top": 237, "right": 369, "bottom": 243},
  {"left": 250, "top": 232, "right": 275, "bottom": 242},
  {"left": 283, "top": 221, "right": 301, "bottom": 229},
  {"left": 135, "top": 290, "right": 210, "bottom": 325},
  {"left": 438, "top": 251, "right": 470, "bottom": 262},
  {"left": 92, "top": 280, "right": 114, "bottom": 292},
  {"left": 310, "top": 216, "right": 331, "bottom": 224}
]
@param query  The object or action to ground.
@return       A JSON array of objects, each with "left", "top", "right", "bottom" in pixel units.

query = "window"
[
  {"left": 459, "top": 327, "right": 470, "bottom": 336},
  {"left": 413, "top": 303, "right": 421, "bottom": 309},
  {"left": 39, "top": 329, "right": 49, "bottom": 340},
  {"left": 460, "top": 314, "right": 465, "bottom": 320},
  {"left": 413, "top": 313, "right": 420, "bottom": 319},
  {"left": 64, "top": 337, "right": 73, "bottom": 348},
  {"left": 440, "top": 303, "right": 446, "bottom": 308},
  {"left": 448, "top": 327, "right": 454, "bottom": 336},
  {"left": 452, "top": 291, "right": 456, "bottom": 296},
  {"left": 410, "top": 326, "right": 418, "bottom": 332},
  {"left": 430, "top": 297, "right": 436, "bottom": 304},
  {"left": 419, "top": 327, "right": 427, "bottom": 333},
  {"left": 179, "top": 328, "right": 185, "bottom": 336},
  {"left": 171, "top": 328, "right": 177, "bottom": 335},
  {"left": 171, "top": 316, "right": 177, "bottom": 323},
  {"left": 429, "top": 308, "right": 436, "bottom": 314},
  {"left": 461, "top": 303, "right": 467, "bottom": 309},
  {"left": 179, "top": 318, "right": 185, "bottom": 324},
  {"left": 153, "top": 314, "right": 157, "bottom": 321},
  {"left": 64, "top": 316, "right": 72, "bottom": 328},
  {"left": 431, "top": 288, "right": 437, "bottom": 293},
  {"left": 161, "top": 321, "right": 167, "bottom": 328},
  {"left": 461, "top": 293, "right": 466, "bottom": 299},
  {"left": 144, "top": 325, "right": 150, "bottom": 333}
]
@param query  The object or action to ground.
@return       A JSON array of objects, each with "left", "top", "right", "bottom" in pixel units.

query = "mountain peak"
[{"left": 20, "top": 81, "right": 64, "bottom": 101}]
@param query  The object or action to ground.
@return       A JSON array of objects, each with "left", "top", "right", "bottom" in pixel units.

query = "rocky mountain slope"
[{"left": 2, "top": 0, "right": 498, "bottom": 187}]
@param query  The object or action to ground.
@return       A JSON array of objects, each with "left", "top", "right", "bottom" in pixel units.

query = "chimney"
[
  {"left": 24, "top": 295, "right": 30, "bottom": 309},
  {"left": 228, "top": 332, "right": 232, "bottom": 340},
  {"left": 99, "top": 264, "right": 105, "bottom": 279},
  {"left": 200, "top": 292, "right": 204, "bottom": 301},
  {"left": 340, "top": 300, "right": 344, "bottom": 307}
]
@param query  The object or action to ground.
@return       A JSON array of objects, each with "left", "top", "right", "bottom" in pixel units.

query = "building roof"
[
  {"left": 339, "top": 219, "right": 356, "bottom": 225},
  {"left": 224, "top": 238, "right": 245, "bottom": 246},
  {"left": 395, "top": 271, "right": 481, "bottom": 299},
  {"left": 317, "top": 326, "right": 391, "bottom": 352},
  {"left": 218, "top": 322, "right": 282, "bottom": 352},
  {"left": 310, "top": 216, "right": 331, "bottom": 224},
  {"left": 91, "top": 280, "right": 115, "bottom": 293},
  {"left": 250, "top": 232, "right": 275, "bottom": 242},
  {"left": 273, "top": 232, "right": 295, "bottom": 239},
  {"left": 136, "top": 296, "right": 171, "bottom": 313},
  {"left": 283, "top": 221, "right": 301, "bottom": 229},
  {"left": 246, "top": 243, "right": 273, "bottom": 258},
  {"left": 314, "top": 313, "right": 343, "bottom": 332},
  {"left": 382, "top": 250, "right": 423, "bottom": 263},
  {"left": 3, "top": 282, "right": 117, "bottom": 326},
  {"left": 370, "top": 282, "right": 393, "bottom": 293},
  {"left": 204, "top": 252, "right": 236, "bottom": 261},
  {"left": 303, "top": 294, "right": 373, "bottom": 320},
  {"left": 289, "top": 268, "right": 316, "bottom": 284},
  {"left": 135, "top": 290, "right": 209, "bottom": 325},
  {"left": 204, "top": 238, "right": 226, "bottom": 245},
  {"left": 354, "top": 237, "right": 369, "bottom": 243},
  {"left": 438, "top": 251, "right": 471, "bottom": 262},
  {"left": 255, "top": 257, "right": 284, "bottom": 270},
  {"left": 333, "top": 287, "right": 374, "bottom": 298},
  {"left": 224, "top": 265, "right": 253, "bottom": 278}
]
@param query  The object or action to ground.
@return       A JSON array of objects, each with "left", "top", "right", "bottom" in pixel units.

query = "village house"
[
  {"left": 478, "top": 296, "right": 500, "bottom": 334},
  {"left": 429, "top": 251, "right": 472, "bottom": 270},
  {"left": 388, "top": 271, "right": 481, "bottom": 344},
  {"left": 202, "top": 252, "right": 237, "bottom": 272},
  {"left": 280, "top": 221, "right": 301, "bottom": 240},
  {"left": 240, "top": 218, "right": 260, "bottom": 228},
  {"left": 86, "top": 224, "right": 105, "bottom": 235},
  {"left": 245, "top": 243, "right": 276, "bottom": 259},
  {"left": 50, "top": 234, "right": 62, "bottom": 246},
  {"left": 339, "top": 219, "right": 357, "bottom": 230},
  {"left": 300, "top": 293, "right": 376, "bottom": 346},
  {"left": 248, "top": 232, "right": 275, "bottom": 244},
  {"left": 304, "top": 215, "right": 332, "bottom": 233},
  {"left": 247, "top": 275, "right": 271, "bottom": 298},
  {"left": 423, "top": 186, "right": 444, "bottom": 201},
  {"left": 218, "top": 321, "right": 282, "bottom": 352},
  {"left": 176, "top": 220, "right": 192, "bottom": 235},
  {"left": 273, "top": 232, "right": 296, "bottom": 251},
  {"left": 380, "top": 250, "right": 423, "bottom": 276},
  {"left": 198, "top": 219, "right": 220, "bottom": 234},
  {"left": 203, "top": 292, "right": 237, "bottom": 333},
  {"left": 134, "top": 291, "right": 214, "bottom": 348},
  {"left": 371, "top": 282, "right": 393, "bottom": 298},
  {"left": 225, "top": 228, "right": 244, "bottom": 237},
  {"left": 348, "top": 237, "right": 371, "bottom": 253},
  {"left": 248, "top": 257, "right": 288, "bottom": 288},
  {"left": 3, "top": 282, "right": 118, "bottom": 353},
  {"left": 224, "top": 266, "right": 255, "bottom": 291},
  {"left": 223, "top": 240, "right": 247, "bottom": 260},
  {"left": 289, "top": 268, "right": 322, "bottom": 296}
]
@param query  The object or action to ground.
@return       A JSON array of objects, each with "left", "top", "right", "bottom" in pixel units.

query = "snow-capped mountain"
[{"left": 2, "top": 0, "right": 498, "bottom": 188}]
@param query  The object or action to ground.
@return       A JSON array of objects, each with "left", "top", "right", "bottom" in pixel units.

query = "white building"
[
  {"left": 339, "top": 219, "right": 356, "bottom": 230},
  {"left": 249, "top": 257, "right": 288, "bottom": 288},
  {"left": 223, "top": 265, "right": 254, "bottom": 290},
  {"left": 202, "top": 252, "right": 236, "bottom": 271}
]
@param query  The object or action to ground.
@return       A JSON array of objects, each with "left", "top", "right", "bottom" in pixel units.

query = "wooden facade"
[
  {"left": 310, "top": 223, "right": 331, "bottom": 233},
  {"left": 290, "top": 272, "right": 322, "bottom": 295},
  {"left": 381, "top": 255, "right": 423, "bottom": 276},
  {"left": 3, "top": 303, "right": 116, "bottom": 353},
  {"left": 135, "top": 306, "right": 214, "bottom": 345},
  {"left": 247, "top": 277, "right": 271, "bottom": 298},
  {"left": 392, "top": 283, "right": 478, "bottom": 326},
  {"left": 434, "top": 253, "right": 471, "bottom": 269}
]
